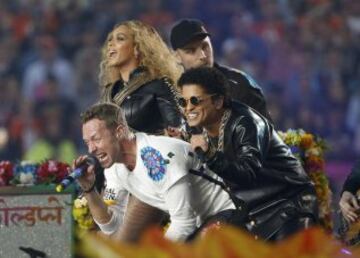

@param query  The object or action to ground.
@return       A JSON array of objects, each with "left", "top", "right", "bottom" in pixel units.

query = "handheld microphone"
[
  {"left": 56, "top": 156, "right": 98, "bottom": 192},
  {"left": 194, "top": 147, "right": 206, "bottom": 162},
  {"left": 187, "top": 125, "right": 207, "bottom": 162},
  {"left": 186, "top": 125, "right": 203, "bottom": 135}
]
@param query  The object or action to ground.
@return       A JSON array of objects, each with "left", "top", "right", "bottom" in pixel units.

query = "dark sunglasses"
[{"left": 178, "top": 94, "right": 217, "bottom": 108}]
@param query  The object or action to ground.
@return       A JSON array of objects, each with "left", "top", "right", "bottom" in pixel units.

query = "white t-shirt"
[{"left": 96, "top": 133, "right": 235, "bottom": 241}]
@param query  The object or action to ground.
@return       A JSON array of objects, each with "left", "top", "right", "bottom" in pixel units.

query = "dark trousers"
[
  {"left": 186, "top": 209, "right": 247, "bottom": 241},
  {"left": 268, "top": 216, "right": 315, "bottom": 241},
  {"left": 187, "top": 202, "right": 316, "bottom": 242}
]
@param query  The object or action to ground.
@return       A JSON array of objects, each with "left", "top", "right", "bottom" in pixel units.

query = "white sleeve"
[
  {"left": 94, "top": 165, "right": 129, "bottom": 235},
  {"left": 164, "top": 175, "right": 198, "bottom": 241},
  {"left": 94, "top": 189, "right": 129, "bottom": 235}
]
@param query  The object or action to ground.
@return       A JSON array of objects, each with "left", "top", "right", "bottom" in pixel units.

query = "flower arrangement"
[
  {"left": 37, "top": 160, "right": 69, "bottom": 184},
  {"left": 0, "top": 159, "right": 114, "bottom": 237},
  {"left": 0, "top": 161, "right": 14, "bottom": 186},
  {"left": 0, "top": 160, "right": 97, "bottom": 236},
  {"left": 12, "top": 161, "right": 38, "bottom": 185},
  {"left": 0, "top": 160, "right": 70, "bottom": 186},
  {"left": 73, "top": 196, "right": 97, "bottom": 236},
  {"left": 72, "top": 197, "right": 118, "bottom": 239},
  {"left": 278, "top": 129, "right": 332, "bottom": 231}
]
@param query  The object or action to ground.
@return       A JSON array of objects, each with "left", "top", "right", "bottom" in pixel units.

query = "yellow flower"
[
  {"left": 300, "top": 133, "right": 314, "bottom": 149},
  {"left": 78, "top": 216, "right": 96, "bottom": 230},
  {"left": 73, "top": 206, "right": 89, "bottom": 219},
  {"left": 73, "top": 197, "right": 121, "bottom": 235},
  {"left": 74, "top": 197, "right": 88, "bottom": 208},
  {"left": 306, "top": 147, "right": 321, "bottom": 157}
]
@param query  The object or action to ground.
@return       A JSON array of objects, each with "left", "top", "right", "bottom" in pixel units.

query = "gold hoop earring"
[{"left": 134, "top": 48, "right": 139, "bottom": 59}]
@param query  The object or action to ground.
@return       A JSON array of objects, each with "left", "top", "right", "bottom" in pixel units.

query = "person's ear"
[
  {"left": 115, "top": 124, "right": 125, "bottom": 140},
  {"left": 213, "top": 96, "right": 224, "bottom": 110}
]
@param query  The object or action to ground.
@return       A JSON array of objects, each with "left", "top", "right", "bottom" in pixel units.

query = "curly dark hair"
[{"left": 177, "top": 67, "right": 231, "bottom": 108}]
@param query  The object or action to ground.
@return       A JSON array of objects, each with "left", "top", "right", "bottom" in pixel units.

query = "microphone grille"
[{"left": 85, "top": 155, "right": 98, "bottom": 166}]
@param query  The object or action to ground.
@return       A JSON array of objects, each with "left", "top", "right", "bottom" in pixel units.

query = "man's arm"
[
  {"left": 83, "top": 189, "right": 127, "bottom": 235},
  {"left": 164, "top": 175, "right": 198, "bottom": 241},
  {"left": 75, "top": 156, "right": 128, "bottom": 236},
  {"left": 113, "top": 195, "right": 166, "bottom": 242},
  {"left": 80, "top": 167, "right": 129, "bottom": 236},
  {"left": 83, "top": 171, "right": 166, "bottom": 241}
]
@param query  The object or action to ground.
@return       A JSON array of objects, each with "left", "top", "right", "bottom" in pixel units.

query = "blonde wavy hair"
[{"left": 99, "top": 20, "right": 183, "bottom": 87}]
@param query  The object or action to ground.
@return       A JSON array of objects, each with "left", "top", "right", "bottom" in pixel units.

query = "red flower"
[
  {"left": 37, "top": 160, "right": 70, "bottom": 184},
  {"left": 305, "top": 156, "right": 325, "bottom": 172},
  {"left": 0, "top": 161, "right": 14, "bottom": 186}
]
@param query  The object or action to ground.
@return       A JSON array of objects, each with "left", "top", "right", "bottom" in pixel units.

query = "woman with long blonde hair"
[
  {"left": 99, "top": 20, "right": 183, "bottom": 136},
  {"left": 96, "top": 20, "right": 183, "bottom": 242}
]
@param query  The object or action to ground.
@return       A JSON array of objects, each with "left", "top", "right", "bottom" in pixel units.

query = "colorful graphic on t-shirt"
[
  {"left": 104, "top": 188, "right": 116, "bottom": 200},
  {"left": 140, "top": 146, "right": 167, "bottom": 181}
]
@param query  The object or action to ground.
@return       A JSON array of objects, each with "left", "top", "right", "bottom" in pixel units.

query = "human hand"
[
  {"left": 340, "top": 191, "right": 360, "bottom": 223},
  {"left": 166, "top": 126, "right": 182, "bottom": 138},
  {"left": 72, "top": 155, "right": 96, "bottom": 192},
  {"left": 190, "top": 134, "right": 209, "bottom": 153}
]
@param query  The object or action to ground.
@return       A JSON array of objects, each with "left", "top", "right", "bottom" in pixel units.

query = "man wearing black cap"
[{"left": 170, "top": 19, "right": 272, "bottom": 121}]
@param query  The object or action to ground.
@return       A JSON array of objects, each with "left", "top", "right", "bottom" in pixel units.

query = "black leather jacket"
[
  {"left": 206, "top": 101, "right": 316, "bottom": 211},
  {"left": 214, "top": 63, "right": 272, "bottom": 122},
  {"left": 100, "top": 68, "right": 182, "bottom": 134}
]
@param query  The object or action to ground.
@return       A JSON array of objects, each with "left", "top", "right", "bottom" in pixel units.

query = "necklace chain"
[
  {"left": 217, "top": 109, "right": 232, "bottom": 151},
  {"left": 205, "top": 109, "right": 231, "bottom": 152}
]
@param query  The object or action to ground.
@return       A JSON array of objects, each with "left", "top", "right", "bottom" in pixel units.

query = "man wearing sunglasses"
[
  {"left": 177, "top": 67, "right": 318, "bottom": 241},
  {"left": 170, "top": 18, "right": 272, "bottom": 121}
]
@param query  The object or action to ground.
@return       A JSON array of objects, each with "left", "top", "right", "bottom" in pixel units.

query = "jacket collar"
[{"left": 128, "top": 66, "right": 146, "bottom": 81}]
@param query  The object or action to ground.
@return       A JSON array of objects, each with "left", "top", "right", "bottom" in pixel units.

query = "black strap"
[{"left": 189, "top": 166, "right": 246, "bottom": 211}]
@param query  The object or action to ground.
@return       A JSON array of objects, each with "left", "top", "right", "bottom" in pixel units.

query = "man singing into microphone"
[
  {"left": 75, "top": 102, "right": 243, "bottom": 242},
  {"left": 177, "top": 67, "right": 318, "bottom": 241}
]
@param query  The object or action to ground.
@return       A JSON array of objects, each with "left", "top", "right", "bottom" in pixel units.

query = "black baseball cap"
[{"left": 170, "top": 19, "right": 210, "bottom": 50}]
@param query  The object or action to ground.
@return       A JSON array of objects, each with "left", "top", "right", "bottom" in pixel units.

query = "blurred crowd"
[{"left": 0, "top": 0, "right": 359, "bottom": 163}]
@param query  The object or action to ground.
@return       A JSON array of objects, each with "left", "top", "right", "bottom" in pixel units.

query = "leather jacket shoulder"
[
  {"left": 206, "top": 101, "right": 312, "bottom": 204},
  {"left": 100, "top": 68, "right": 181, "bottom": 134},
  {"left": 214, "top": 63, "right": 272, "bottom": 122},
  {"left": 123, "top": 78, "right": 182, "bottom": 133}
]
